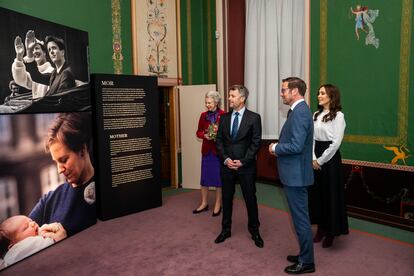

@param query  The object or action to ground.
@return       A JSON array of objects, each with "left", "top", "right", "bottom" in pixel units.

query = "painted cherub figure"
[{"left": 350, "top": 5, "right": 368, "bottom": 40}]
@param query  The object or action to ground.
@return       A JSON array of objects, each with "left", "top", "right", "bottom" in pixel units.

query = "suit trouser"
[
  {"left": 221, "top": 171, "right": 260, "bottom": 233},
  {"left": 284, "top": 185, "right": 315, "bottom": 264}
]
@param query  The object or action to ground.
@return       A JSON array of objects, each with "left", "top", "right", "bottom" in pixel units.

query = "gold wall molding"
[
  {"left": 186, "top": 0, "right": 193, "bottom": 84},
  {"left": 207, "top": 0, "right": 213, "bottom": 83},
  {"left": 319, "top": 0, "right": 327, "bottom": 85},
  {"left": 112, "top": 0, "right": 123, "bottom": 74},
  {"left": 343, "top": 159, "right": 414, "bottom": 172}
]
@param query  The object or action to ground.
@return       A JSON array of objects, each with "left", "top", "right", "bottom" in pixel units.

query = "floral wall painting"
[
  {"left": 132, "top": 0, "right": 178, "bottom": 78},
  {"left": 147, "top": 0, "right": 168, "bottom": 76},
  {"left": 350, "top": 5, "right": 380, "bottom": 48}
]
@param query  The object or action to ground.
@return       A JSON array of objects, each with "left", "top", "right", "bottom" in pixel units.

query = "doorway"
[
  {"left": 157, "top": 80, "right": 179, "bottom": 189},
  {"left": 158, "top": 86, "right": 172, "bottom": 188}
]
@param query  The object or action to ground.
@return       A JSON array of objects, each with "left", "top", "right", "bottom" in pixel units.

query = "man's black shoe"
[
  {"left": 286, "top": 255, "right": 299, "bottom": 263},
  {"left": 214, "top": 231, "right": 231, "bottom": 243},
  {"left": 284, "top": 262, "right": 315, "bottom": 274},
  {"left": 251, "top": 233, "right": 264, "bottom": 248}
]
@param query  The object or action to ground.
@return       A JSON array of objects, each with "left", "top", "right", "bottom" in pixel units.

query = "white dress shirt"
[
  {"left": 230, "top": 106, "right": 245, "bottom": 133},
  {"left": 313, "top": 110, "right": 346, "bottom": 165}
]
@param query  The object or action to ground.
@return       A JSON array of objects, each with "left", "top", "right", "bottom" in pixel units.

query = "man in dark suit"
[
  {"left": 45, "top": 35, "right": 76, "bottom": 95},
  {"left": 269, "top": 77, "right": 315, "bottom": 274},
  {"left": 214, "top": 85, "right": 263, "bottom": 248}
]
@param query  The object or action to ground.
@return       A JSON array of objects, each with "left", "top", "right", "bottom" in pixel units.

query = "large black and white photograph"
[
  {"left": 0, "top": 7, "right": 90, "bottom": 114},
  {"left": 0, "top": 112, "right": 96, "bottom": 269}
]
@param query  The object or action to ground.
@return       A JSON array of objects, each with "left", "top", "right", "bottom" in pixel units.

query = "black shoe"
[
  {"left": 286, "top": 255, "right": 299, "bottom": 263},
  {"left": 214, "top": 231, "right": 231, "bottom": 243},
  {"left": 251, "top": 233, "right": 264, "bottom": 248},
  {"left": 284, "top": 262, "right": 315, "bottom": 274},
  {"left": 212, "top": 207, "right": 222, "bottom": 217},
  {"left": 313, "top": 226, "right": 326, "bottom": 243},
  {"left": 322, "top": 235, "right": 334, "bottom": 248},
  {"left": 192, "top": 205, "right": 209, "bottom": 214}
]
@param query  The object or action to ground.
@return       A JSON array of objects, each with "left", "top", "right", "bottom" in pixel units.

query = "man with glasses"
[{"left": 269, "top": 77, "right": 315, "bottom": 274}]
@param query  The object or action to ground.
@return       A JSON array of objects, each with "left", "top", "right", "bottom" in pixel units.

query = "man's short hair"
[
  {"left": 229, "top": 84, "right": 249, "bottom": 101},
  {"left": 45, "top": 35, "right": 65, "bottom": 51},
  {"left": 282, "top": 77, "right": 307, "bottom": 96}
]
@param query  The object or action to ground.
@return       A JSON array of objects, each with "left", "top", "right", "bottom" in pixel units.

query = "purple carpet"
[{"left": 2, "top": 191, "right": 414, "bottom": 275}]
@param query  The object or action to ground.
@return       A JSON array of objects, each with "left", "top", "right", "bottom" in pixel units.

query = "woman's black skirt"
[{"left": 308, "top": 140, "right": 349, "bottom": 235}]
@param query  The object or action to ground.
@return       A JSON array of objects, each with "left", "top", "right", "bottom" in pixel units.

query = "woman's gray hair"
[{"left": 205, "top": 90, "right": 221, "bottom": 105}]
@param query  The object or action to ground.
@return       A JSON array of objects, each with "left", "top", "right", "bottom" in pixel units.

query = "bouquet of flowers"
[{"left": 207, "top": 123, "right": 218, "bottom": 141}]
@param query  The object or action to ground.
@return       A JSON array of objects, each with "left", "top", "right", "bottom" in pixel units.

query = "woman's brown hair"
[
  {"left": 45, "top": 113, "right": 92, "bottom": 153},
  {"left": 313, "top": 84, "right": 342, "bottom": 122}
]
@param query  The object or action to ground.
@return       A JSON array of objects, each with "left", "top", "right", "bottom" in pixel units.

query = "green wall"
[
  {"left": 0, "top": 0, "right": 133, "bottom": 75},
  {"left": 180, "top": 0, "right": 217, "bottom": 85},
  {"left": 311, "top": 0, "right": 414, "bottom": 167}
]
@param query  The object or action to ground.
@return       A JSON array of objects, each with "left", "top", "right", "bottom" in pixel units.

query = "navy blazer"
[
  {"left": 275, "top": 101, "right": 314, "bottom": 187},
  {"left": 216, "top": 109, "right": 262, "bottom": 174}
]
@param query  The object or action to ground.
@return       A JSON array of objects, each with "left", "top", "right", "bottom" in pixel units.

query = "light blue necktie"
[{"left": 231, "top": 112, "right": 239, "bottom": 141}]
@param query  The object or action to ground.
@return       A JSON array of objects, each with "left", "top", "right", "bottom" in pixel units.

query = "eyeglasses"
[{"left": 281, "top": 88, "right": 291, "bottom": 94}]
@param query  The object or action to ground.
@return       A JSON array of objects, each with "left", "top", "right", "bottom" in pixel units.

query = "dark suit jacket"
[
  {"left": 47, "top": 62, "right": 76, "bottom": 96},
  {"left": 216, "top": 109, "right": 262, "bottom": 174},
  {"left": 275, "top": 101, "right": 314, "bottom": 187}
]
